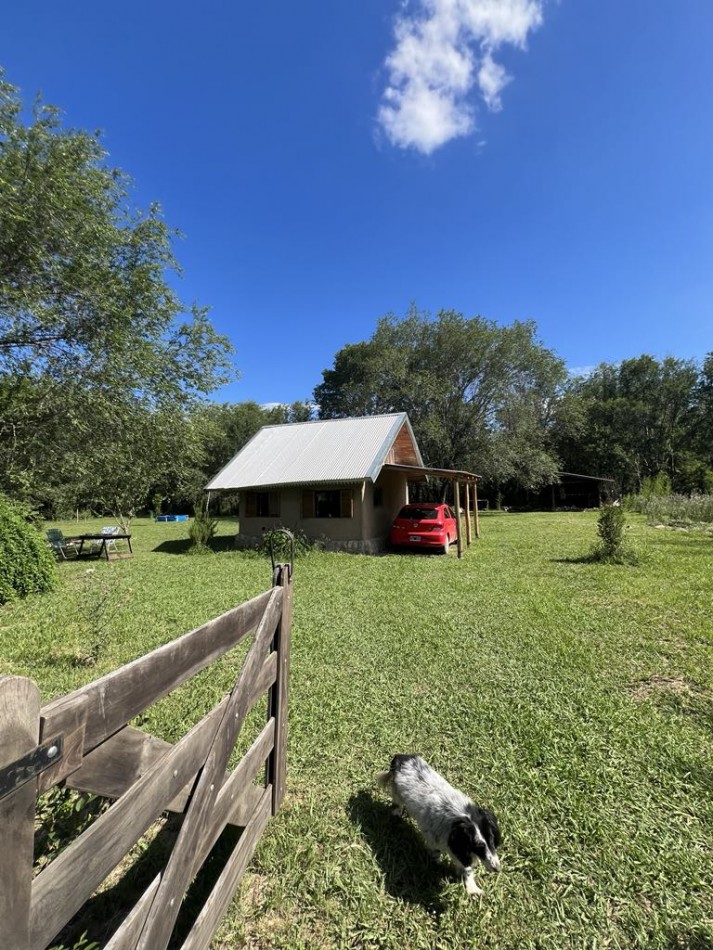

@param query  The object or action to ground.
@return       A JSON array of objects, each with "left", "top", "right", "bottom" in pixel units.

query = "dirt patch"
[{"left": 629, "top": 674, "right": 711, "bottom": 703}]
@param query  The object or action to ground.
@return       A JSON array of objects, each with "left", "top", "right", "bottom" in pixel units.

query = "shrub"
[
  {"left": 0, "top": 494, "right": 57, "bottom": 604},
  {"left": 597, "top": 504, "right": 625, "bottom": 558},
  {"left": 588, "top": 504, "right": 640, "bottom": 564},
  {"left": 188, "top": 508, "right": 218, "bottom": 553},
  {"left": 257, "top": 526, "right": 319, "bottom": 562}
]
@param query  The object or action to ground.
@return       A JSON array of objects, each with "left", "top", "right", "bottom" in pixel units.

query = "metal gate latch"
[{"left": 0, "top": 735, "right": 64, "bottom": 801}]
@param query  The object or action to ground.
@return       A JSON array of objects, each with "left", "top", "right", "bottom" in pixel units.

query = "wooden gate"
[{"left": 0, "top": 563, "right": 293, "bottom": 950}]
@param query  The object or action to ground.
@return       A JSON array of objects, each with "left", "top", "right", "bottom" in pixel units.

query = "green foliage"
[
  {"left": 554, "top": 355, "right": 706, "bottom": 494},
  {"left": 0, "top": 71, "right": 236, "bottom": 518},
  {"left": 597, "top": 504, "right": 626, "bottom": 557},
  {"left": 0, "top": 493, "right": 56, "bottom": 603},
  {"left": 626, "top": 492, "right": 713, "bottom": 526},
  {"left": 315, "top": 306, "right": 566, "bottom": 491},
  {"left": 256, "top": 525, "right": 320, "bottom": 561},
  {"left": 588, "top": 504, "right": 640, "bottom": 563},
  {"left": 189, "top": 508, "right": 218, "bottom": 553},
  {"left": 640, "top": 472, "right": 672, "bottom": 498}
]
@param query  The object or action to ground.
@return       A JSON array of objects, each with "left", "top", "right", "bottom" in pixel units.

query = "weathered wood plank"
[
  {"left": 0, "top": 676, "right": 41, "bottom": 950},
  {"left": 37, "top": 693, "right": 88, "bottom": 793},
  {"left": 40, "top": 589, "right": 273, "bottom": 755},
  {"left": 65, "top": 726, "right": 175, "bottom": 804},
  {"left": 135, "top": 588, "right": 283, "bottom": 950},
  {"left": 103, "top": 876, "right": 160, "bottom": 950},
  {"left": 30, "top": 696, "right": 228, "bottom": 950},
  {"left": 64, "top": 651, "right": 277, "bottom": 809},
  {"left": 267, "top": 565, "right": 293, "bottom": 814},
  {"left": 103, "top": 723, "right": 275, "bottom": 950},
  {"left": 179, "top": 788, "right": 273, "bottom": 950}
]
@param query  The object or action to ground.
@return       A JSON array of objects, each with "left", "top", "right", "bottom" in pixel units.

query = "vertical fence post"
[
  {"left": 266, "top": 564, "right": 293, "bottom": 815},
  {"left": 0, "top": 676, "right": 41, "bottom": 950}
]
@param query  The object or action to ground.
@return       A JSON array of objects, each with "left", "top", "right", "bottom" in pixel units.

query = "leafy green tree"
[
  {"left": 0, "top": 72, "right": 235, "bottom": 518},
  {"left": 315, "top": 307, "right": 566, "bottom": 491},
  {"left": 554, "top": 356, "right": 700, "bottom": 493}
]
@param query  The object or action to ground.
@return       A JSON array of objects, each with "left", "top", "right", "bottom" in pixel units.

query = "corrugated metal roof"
[{"left": 205, "top": 413, "right": 424, "bottom": 490}]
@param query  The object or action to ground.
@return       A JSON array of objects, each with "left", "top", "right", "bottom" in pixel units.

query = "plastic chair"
[
  {"left": 97, "top": 525, "right": 121, "bottom": 554},
  {"left": 46, "top": 529, "right": 79, "bottom": 560}
]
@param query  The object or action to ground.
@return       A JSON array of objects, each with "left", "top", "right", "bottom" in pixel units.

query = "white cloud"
[{"left": 378, "top": 0, "right": 545, "bottom": 154}]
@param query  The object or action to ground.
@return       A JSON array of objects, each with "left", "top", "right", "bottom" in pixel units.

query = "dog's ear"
[
  {"left": 479, "top": 808, "right": 501, "bottom": 849},
  {"left": 448, "top": 818, "right": 478, "bottom": 867}
]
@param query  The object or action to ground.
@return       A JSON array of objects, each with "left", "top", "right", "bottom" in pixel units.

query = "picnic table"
[{"left": 72, "top": 533, "right": 133, "bottom": 561}]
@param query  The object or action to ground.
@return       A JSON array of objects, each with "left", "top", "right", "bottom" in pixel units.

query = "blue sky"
[{"left": 3, "top": 1, "right": 712, "bottom": 405}]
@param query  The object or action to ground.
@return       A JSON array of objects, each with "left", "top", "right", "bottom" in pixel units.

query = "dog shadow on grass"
[{"left": 346, "top": 790, "right": 449, "bottom": 913}]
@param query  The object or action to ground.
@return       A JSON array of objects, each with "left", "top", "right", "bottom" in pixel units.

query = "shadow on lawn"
[
  {"left": 52, "top": 812, "right": 242, "bottom": 949},
  {"left": 346, "top": 790, "right": 448, "bottom": 913},
  {"left": 152, "top": 536, "right": 237, "bottom": 555}
]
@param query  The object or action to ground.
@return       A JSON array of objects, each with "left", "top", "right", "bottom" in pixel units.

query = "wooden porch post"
[
  {"left": 465, "top": 480, "right": 472, "bottom": 546},
  {"left": 454, "top": 480, "right": 463, "bottom": 559},
  {"left": 474, "top": 479, "right": 480, "bottom": 539}
]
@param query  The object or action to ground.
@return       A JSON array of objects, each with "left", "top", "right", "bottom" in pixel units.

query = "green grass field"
[{"left": 2, "top": 513, "right": 711, "bottom": 949}]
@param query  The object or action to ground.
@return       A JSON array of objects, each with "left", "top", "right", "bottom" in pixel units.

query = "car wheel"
[{"left": 442, "top": 535, "right": 450, "bottom": 555}]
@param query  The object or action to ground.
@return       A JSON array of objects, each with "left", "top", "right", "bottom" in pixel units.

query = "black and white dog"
[{"left": 377, "top": 754, "right": 501, "bottom": 897}]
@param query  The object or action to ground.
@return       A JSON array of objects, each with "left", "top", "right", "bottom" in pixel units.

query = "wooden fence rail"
[{"left": 0, "top": 563, "right": 294, "bottom": 950}]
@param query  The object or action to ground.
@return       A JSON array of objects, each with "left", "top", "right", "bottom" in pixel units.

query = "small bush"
[
  {"left": 189, "top": 508, "right": 218, "bottom": 553},
  {"left": 588, "top": 504, "right": 641, "bottom": 564},
  {"left": 597, "top": 504, "right": 625, "bottom": 558},
  {"left": 0, "top": 494, "right": 57, "bottom": 604},
  {"left": 257, "top": 526, "right": 319, "bottom": 562}
]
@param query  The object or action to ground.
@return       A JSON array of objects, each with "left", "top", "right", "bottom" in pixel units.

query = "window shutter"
[
  {"left": 340, "top": 489, "right": 353, "bottom": 518},
  {"left": 269, "top": 492, "right": 280, "bottom": 517},
  {"left": 302, "top": 491, "right": 315, "bottom": 518},
  {"left": 245, "top": 492, "right": 257, "bottom": 518}
]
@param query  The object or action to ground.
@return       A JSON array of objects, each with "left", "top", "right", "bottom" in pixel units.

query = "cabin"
[{"left": 205, "top": 413, "right": 480, "bottom": 554}]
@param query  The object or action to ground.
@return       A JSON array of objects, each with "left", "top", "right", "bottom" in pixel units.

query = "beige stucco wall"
[
  {"left": 237, "top": 473, "right": 410, "bottom": 553},
  {"left": 362, "top": 469, "right": 410, "bottom": 540}
]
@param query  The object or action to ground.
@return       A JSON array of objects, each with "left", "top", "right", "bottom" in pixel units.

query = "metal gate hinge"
[{"left": 0, "top": 735, "right": 64, "bottom": 801}]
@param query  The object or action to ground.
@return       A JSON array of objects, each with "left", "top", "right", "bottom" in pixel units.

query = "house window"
[
  {"left": 244, "top": 491, "right": 280, "bottom": 518},
  {"left": 373, "top": 487, "right": 384, "bottom": 508},
  {"left": 302, "top": 489, "right": 353, "bottom": 518}
]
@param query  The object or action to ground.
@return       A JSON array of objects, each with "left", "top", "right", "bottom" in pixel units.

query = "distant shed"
[{"left": 492, "top": 472, "right": 618, "bottom": 511}]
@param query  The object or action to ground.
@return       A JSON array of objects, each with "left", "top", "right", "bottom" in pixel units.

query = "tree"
[
  {"left": 0, "top": 72, "right": 236, "bottom": 516},
  {"left": 315, "top": 307, "right": 566, "bottom": 491},
  {"left": 553, "top": 356, "right": 700, "bottom": 493}
]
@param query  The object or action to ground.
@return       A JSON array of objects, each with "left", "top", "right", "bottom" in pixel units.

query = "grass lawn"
[{"left": 2, "top": 512, "right": 712, "bottom": 949}]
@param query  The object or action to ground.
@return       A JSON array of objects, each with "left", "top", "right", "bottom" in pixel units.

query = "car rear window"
[{"left": 398, "top": 507, "right": 439, "bottom": 520}]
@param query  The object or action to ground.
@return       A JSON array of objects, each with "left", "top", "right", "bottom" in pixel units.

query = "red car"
[{"left": 389, "top": 503, "right": 458, "bottom": 554}]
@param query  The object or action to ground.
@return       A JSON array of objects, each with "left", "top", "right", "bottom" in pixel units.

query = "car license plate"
[{"left": 409, "top": 535, "right": 421, "bottom": 542}]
